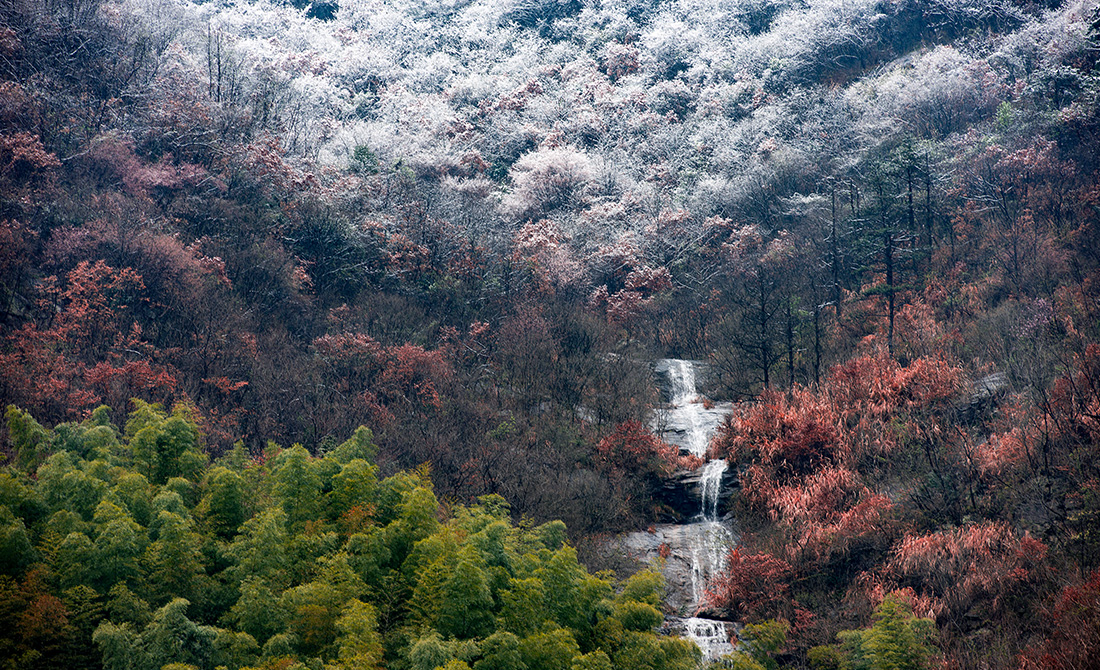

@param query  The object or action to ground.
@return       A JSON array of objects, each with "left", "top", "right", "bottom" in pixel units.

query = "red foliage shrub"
[
  {"left": 878, "top": 522, "right": 1047, "bottom": 623},
  {"left": 511, "top": 219, "right": 584, "bottom": 296},
  {"left": 595, "top": 420, "right": 683, "bottom": 477},
  {"left": 313, "top": 332, "right": 452, "bottom": 428},
  {"left": 717, "top": 387, "right": 843, "bottom": 478},
  {"left": 828, "top": 353, "right": 961, "bottom": 424},
  {"left": 704, "top": 548, "right": 793, "bottom": 620},
  {"left": 1017, "top": 569, "right": 1100, "bottom": 670},
  {"left": 0, "top": 261, "right": 179, "bottom": 419},
  {"left": 0, "top": 131, "right": 59, "bottom": 182}
]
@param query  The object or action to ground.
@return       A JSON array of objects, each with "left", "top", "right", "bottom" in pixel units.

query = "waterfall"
[
  {"left": 654, "top": 359, "right": 736, "bottom": 662},
  {"left": 699, "top": 459, "right": 728, "bottom": 521},
  {"left": 667, "top": 359, "right": 709, "bottom": 457},
  {"left": 681, "top": 617, "right": 736, "bottom": 662}
]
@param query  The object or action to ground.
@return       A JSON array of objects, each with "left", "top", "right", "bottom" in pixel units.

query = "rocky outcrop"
[
  {"left": 957, "top": 371, "right": 1008, "bottom": 422},
  {"left": 620, "top": 521, "right": 736, "bottom": 616},
  {"left": 655, "top": 466, "right": 739, "bottom": 522}
]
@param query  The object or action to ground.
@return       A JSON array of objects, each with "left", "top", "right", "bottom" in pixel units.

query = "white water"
[
  {"left": 666, "top": 359, "right": 710, "bottom": 457},
  {"left": 681, "top": 617, "right": 737, "bottom": 662},
  {"left": 699, "top": 459, "right": 728, "bottom": 522},
  {"left": 687, "top": 520, "right": 733, "bottom": 605},
  {"left": 656, "top": 359, "right": 736, "bottom": 662}
]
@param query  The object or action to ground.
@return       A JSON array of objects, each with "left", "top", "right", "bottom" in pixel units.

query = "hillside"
[{"left": 2, "top": 0, "right": 1100, "bottom": 667}]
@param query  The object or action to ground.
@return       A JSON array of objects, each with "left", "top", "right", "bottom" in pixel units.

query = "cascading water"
[
  {"left": 699, "top": 459, "right": 728, "bottom": 521},
  {"left": 653, "top": 359, "right": 736, "bottom": 662}
]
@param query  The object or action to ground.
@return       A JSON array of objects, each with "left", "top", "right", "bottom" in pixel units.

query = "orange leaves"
[
  {"left": 0, "top": 132, "right": 59, "bottom": 182},
  {"left": 752, "top": 465, "right": 892, "bottom": 562},
  {"left": 974, "top": 427, "right": 1029, "bottom": 477},
  {"left": 0, "top": 260, "right": 181, "bottom": 419},
  {"left": 1017, "top": 569, "right": 1100, "bottom": 670},
  {"left": 718, "top": 352, "right": 963, "bottom": 474},
  {"left": 595, "top": 420, "right": 682, "bottom": 478},
  {"left": 720, "top": 387, "right": 844, "bottom": 477},
  {"left": 828, "top": 353, "right": 961, "bottom": 421},
  {"left": 380, "top": 344, "right": 451, "bottom": 411},
  {"left": 314, "top": 332, "right": 452, "bottom": 427},
  {"left": 384, "top": 233, "right": 433, "bottom": 281},
  {"left": 595, "top": 265, "right": 673, "bottom": 326},
  {"left": 704, "top": 548, "right": 792, "bottom": 620},
  {"left": 511, "top": 219, "right": 584, "bottom": 297},
  {"left": 203, "top": 376, "right": 249, "bottom": 395},
  {"left": 712, "top": 352, "right": 969, "bottom": 582},
  {"left": 51, "top": 261, "right": 145, "bottom": 347},
  {"left": 879, "top": 522, "right": 1047, "bottom": 623},
  {"left": 85, "top": 134, "right": 209, "bottom": 200},
  {"left": 85, "top": 360, "right": 179, "bottom": 403}
]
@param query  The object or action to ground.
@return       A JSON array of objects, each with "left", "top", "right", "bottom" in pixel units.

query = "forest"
[{"left": 1, "top": 0, "right": 1099, "bottom": 667}]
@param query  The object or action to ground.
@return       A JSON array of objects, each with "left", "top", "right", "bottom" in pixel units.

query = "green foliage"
[
  {"left": 260, "top": 631, "right": 298, "bottom": 662},
  {"left": 351, "top": 145, "right": 379, "bottom": 174},
  {"left": 808, "top": 644, "right": 845, "bottom": 670},
  {"left": 50, "top": 408, "right": 122, "bottom": 462},
  {"left": 612, "top": 601, "right": 663, "bottom": 633},
  {"left": 519, "top": 627, "right": 581, "bottom": 670},
  {"left": 93, "top": 621, "right": 149, "bottom": 670},
  {"left": 226, "top": 576, "right": 285, "bottom": 644},
  {"left": 227, "top": 508, "right": 290, "bottom": 587},
  {"left": 144, "top": 598, "right": 218, "bottom": 669},
  {"left": 144, "top": 510, "right": 204, "bottom": 603},
  {"left": 56, "top": 531, "right": 96, "bottom": 588},
  {"left": 572, "top": 650, "right": 613, "bottom": 670},
  {"left": 110, "top": 473, "right": 153, "bottom": 527},
  {"left": 0, "top": 473, "right": 45, "bottom": 528},
  {"left": 92, "top": 506, "right": 145, "bottom": 590},
  {"left": 712, "top": 619, "right": 789, "bottom": 670},
  {"left": 619, "top": 569, "right": 663, "bottom": 607},
  {"left": 93, "top": 599, "right": 217, "bottom": 670},
  {"left": 204, "top": 466, "right": 247, "bottom": 537},
  {"left": 272, "top": 445, "right": 322, "bottom": 529},
  {"left": 281, "top": 554, "right": 366, "bottom": 656},
  {"left": 327, "top": 459, "right": 377, "bottom": 524},
  {"left": 473, "top": 631, "right": 524, "bottom": 670},
  {"left": 6, "top": 405, "right": 50, "bottom": 470},
  {"left": 0, "top": 506, "right": 34, "bottom": 575},
  {"left": 333, "top": 598, "right": 382, "bottom": 669},
  {"left": 344, "top": 528, "right": 390, "bottom": 589},
  {"left": 740, "top": 620, "right": 788, "bottom": 670},
  {"left": 438, "top": 549, "right": 496, "bottom": 639},
  {"left": 328, "top": 426, "right": 378, "bottom": 464},
  {"left": 408, "top": 631, "right": 455, "bottom": 670},
  {"left": 499, "top": 577, "right": 546, "bottom": 637},
  {"left": 835, "top": 596, "right": 937, "bottom": 670},
  {"left": 0, "top": 411, "right": 709, "bottom": 670},
  {"left": 37, "top": 452, "right": 108, "bottom": 521},
  {"left": 106, "top": 583, "right": 152, "bottom": 627},
  {"left": 127, "top": 402, "right": 206, "bottom": 485}
]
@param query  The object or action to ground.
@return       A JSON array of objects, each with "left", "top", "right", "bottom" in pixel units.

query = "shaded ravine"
[{"left": 625, "top": 359, "right": 737, "bottom": 662}]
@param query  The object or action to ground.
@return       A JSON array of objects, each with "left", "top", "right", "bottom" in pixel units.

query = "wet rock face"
[
  {"left": 957, "top": 371, "right": 1008, "bottom": 422},
  {"left": 652, "top": 359, "right": 719, "bottom": 402},
  {"left": 656, "top": 467, "right": 739, "bottom": 522},
  {"left": 652, "top": 359, "right": 732, "bottom": 456},
  {"left": 613, "top": 520, "right": 739, "bottom": 663},
  {"left": 622, "top": 521, "right": 736, "bottom": 616}
]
